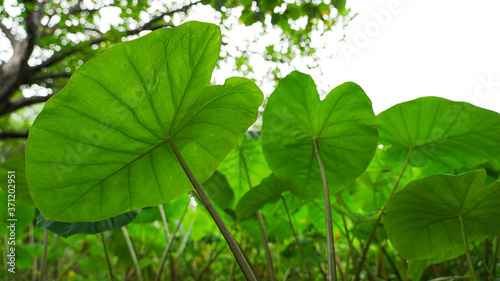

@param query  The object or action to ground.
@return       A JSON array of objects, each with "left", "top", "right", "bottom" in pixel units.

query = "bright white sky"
[
  {"left": 188, "top": 0, "right": 500, "bottom": 114},
  {"left": 2, "top": 0, "right": 500, "bottom": 115},
  {"left": 332, "top": 0, "right": 500, "bottom": 114}
]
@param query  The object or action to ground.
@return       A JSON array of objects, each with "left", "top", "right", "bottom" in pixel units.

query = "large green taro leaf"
[
  {"left": 26, "top": 21, "right": 263, "bottom": 222},
  {"left": 384, "top": 170, "right": 500, "bottom": 260},
  {"left": 261, "top": 71, "right": 378, "bottom": 200},
  {"left": 378, "top": 97, "right": 500, "bottom": 169}
]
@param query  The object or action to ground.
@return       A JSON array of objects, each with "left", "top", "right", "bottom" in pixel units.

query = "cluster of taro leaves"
[{"left": 2, "top": 21, "right": 500, "bottom": 280}]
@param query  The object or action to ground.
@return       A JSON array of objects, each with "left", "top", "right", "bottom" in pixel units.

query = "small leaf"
[
  {"left": 378, "top": 97, "right": 500, "bottom": 169},
  {"left": 203, "top": 171, "right": 235, "bottom": 212},
  {"left": 262, "top": 71, "right": 378, "bottom": 200},
  {"left": 36, "top": 208, "right": 140, "bottom": 238},
  {"left": 26, "top": 21, "right": 263, "bottom": 222},
  {"left": 385, "top": 170, "right": 500, "bottom": 259},
  {"left": 235, "top": 175, "right": 286, "bottom": 220}
]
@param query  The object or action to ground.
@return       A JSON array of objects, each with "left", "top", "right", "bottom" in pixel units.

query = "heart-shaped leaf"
[
  {"left": 378, "top": 97, "right": 500, "bottom": 169},
  {"left": 262, "top": 71, "right": 378, "bottom": 200},
  {"left": 384, "top": 170, "right": 500, "bottom": 259},
  {"left": 26, "top": 21, "right": 263, "bottom": 222},
  {"left": 36, "top": 208, "right": 140, "bottom": 238},
  {"left": 235, "top": 175, "right": 286, "bottom": 220}
]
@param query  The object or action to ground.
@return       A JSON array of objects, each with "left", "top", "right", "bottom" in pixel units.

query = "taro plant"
[
  {"left": 25, "top": 21, "right": 262, "bottom": 280},
  {"left": 374, "top": 97, "right": 500, "bottom": 281},
  {"left": 2, "top": 19, "right": 499, "bottom": 281}
]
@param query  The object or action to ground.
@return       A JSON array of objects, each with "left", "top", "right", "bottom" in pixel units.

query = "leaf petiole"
[
  {"left": 155, "top": 199, "right": 190, "bottom": 281},
  {"left": 121, "top": 226, "right": 143, "bottom": 281},
  {"left": 281, "top": 195, "right": 314, "bottom": 280},
  {"left": 39, "top": 229, "right": 49, "bottom": 281},
  {"left": 313, "top": 138, "right": 337, "bottom": 281},
  {"left": 354, "top": 146, "right": 413, "bottom": 281},
  {"left": 459, "top": 215, "right": 478, "bottom": 281},
  {"left": 101, "top": 232, "right": 115, "bottom": 281},
  {"left": 241, "top": 150, "right": 276, "bottom": 281},
  {"left": 168, "top": 139, "right": 258, "bottom": 281}
]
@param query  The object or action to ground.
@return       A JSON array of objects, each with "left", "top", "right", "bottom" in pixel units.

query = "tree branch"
[
  {"left": 30, "top": 50, "right": 76, "bottom": 72},
  {"left": 2, "top": 0, "right": 201, "bottom": 114},
  {"left": 68, "top": 6, "right": 100, "bottom": 16},
  {"left": 143, "top": 0, "right": 202, "bottom": 30},
  {"left": 0, "top": 0, "right": 41, "bottom": 106},
  {"left": 0, "top": 21, "right": 17, "bottom": 45},
  {"left": 30, "top": 0, "right": 202, "bottom": 72},
  {"left": 0, "top": 131, "right": 29, "bottom": 140},
  {"left": 30, "top": 36, "right": 104, "bottom": 72},
  {"left": 0, "top": 92, "right": 56, "bottom": 116},
  {"left": 30, "top": 73, "right": 72, "bottom": 84}
]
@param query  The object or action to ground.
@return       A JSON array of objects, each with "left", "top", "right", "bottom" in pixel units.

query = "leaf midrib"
[
  {"left": 166, "top": 30, "right": 216, "bottom": 137},
  {"left": 56, "top": 67, "right": 240, "bottom": 217},
  {"left": 55, "top": 29, "right": 220, "bottom": 217}
]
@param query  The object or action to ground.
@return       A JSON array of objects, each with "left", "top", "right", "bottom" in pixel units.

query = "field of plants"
[{"left": 1, "top": 21, "right": 500, "bottom": 281}]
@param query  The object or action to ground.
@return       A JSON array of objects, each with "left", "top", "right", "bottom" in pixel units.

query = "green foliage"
[
  {"left": 204, "top": 0, "right": 346, "bottom": 32},
  {"left": 378, "top": 97, "right": 500, "bottom": 168},
  {"left": 26, "top": 22, "right": 263, "bottom": 222},
  {"left": 2, "top": 16, "right": 500, "bottom": 281}
]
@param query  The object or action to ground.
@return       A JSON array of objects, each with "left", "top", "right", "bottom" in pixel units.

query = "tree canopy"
[{"left": 0, "top": 0, "right": 351, "bottom": 159}]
